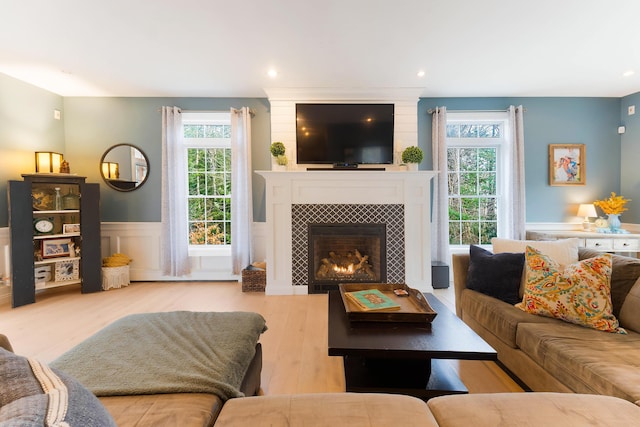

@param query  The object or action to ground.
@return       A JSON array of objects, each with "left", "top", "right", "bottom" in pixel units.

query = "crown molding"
[{"left": 263, "top": 87, "right": 424, "bottom": 102}]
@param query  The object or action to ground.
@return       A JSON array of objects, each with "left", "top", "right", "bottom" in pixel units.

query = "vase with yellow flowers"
[{"left": 593, "top": 192, "right": 631, "bottom": 233}]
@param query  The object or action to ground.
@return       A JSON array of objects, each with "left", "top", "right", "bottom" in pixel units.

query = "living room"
[{"left": 3, "top": 2, "right": 640, "bottom": 425}]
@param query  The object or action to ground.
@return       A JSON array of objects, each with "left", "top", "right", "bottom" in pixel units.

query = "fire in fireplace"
[{"left": 307, "top": 223, "right": 387, "bottom": 293}]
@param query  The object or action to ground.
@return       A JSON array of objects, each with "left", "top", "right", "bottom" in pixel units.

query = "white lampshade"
[
  {"left": 577, "top": 204, "right": 597, "bottom": 218},
  {"left": 577, "top": 203, "right": 597, "bottom": 231}
]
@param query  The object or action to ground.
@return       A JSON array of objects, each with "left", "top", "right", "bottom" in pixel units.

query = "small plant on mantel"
[
  {"left": 270, "top": 141, "right": 287, "bottom": 169},
  {"left": 401, "top": 146, "right": 424, "bottom": 170},
  {"left": 270, "top": 141, "right": 286, "bottom": 157}
]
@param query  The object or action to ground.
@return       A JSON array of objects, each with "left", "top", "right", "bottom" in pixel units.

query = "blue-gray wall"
[
  {"left": 1, "top": 72, "right": 638, "bottom": 226},
  {"left": 62, "top": 97, "right": 271, "bottom": 222},
  {"left": 418, "top": 97, "right": 624, "bottom": 223},
  {"left": 0, "top": 73, "right": 65, "bottom": 226},
  {"left": 620, "top": 93, "right": 640, "bottom": 223}
]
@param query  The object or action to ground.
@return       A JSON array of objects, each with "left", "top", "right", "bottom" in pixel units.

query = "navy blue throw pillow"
[{"left": 467, "top": 245, "right": 525, "bottom": 305}]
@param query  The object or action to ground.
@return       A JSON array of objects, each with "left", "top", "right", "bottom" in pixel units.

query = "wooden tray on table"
[{"left": 338, "top": 283, "right": 437, "bottom": 323}]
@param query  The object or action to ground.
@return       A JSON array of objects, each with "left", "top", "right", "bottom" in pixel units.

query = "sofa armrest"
[
  {"left": 451, "top": 253, "right": 470, "bottom": 318},
  {"left": 0, "top": 334, "right": 14, "bottom": 352}
]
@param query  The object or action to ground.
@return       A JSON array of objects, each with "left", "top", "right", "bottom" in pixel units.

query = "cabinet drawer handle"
[
  {"left": 594, "top": 243, "right": 601, "bottom": 247},
  {"left": 623, "top": 243, "right": 630, "bottom": 247}
]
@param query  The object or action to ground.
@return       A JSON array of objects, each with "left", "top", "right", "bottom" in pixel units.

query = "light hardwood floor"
[{"left": 0, "top": 282, "right": 523, "bottom": 395}]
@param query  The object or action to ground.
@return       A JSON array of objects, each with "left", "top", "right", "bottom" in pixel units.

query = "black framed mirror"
[{"left": 100, "top": 144, "right": 149, "bottom": 192}]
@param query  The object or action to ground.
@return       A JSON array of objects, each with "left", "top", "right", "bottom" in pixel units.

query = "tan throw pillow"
[
  {"left": 492, "top": 238, "right": 581, "bottom": 297},
  {"left": 618, "top": 277, "right": 640, "bottom": 333},
  {"left": 516, "top": 246, "right": 625, "bottom": 334},
  {"left": 491, "top": 237, "right": 580, "bottom": 269}
]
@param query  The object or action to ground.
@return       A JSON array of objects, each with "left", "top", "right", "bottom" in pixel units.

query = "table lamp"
[{"left": 577, "top": 203, "right": 597, "bottom": 231}]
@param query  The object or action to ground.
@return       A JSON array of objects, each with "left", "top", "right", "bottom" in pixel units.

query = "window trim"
[
  {"left": 446, "top": 112, "right": 509, "bottom": 247},
  {"left": 182, "top": 111, "right": 232, "bottom": 257}
]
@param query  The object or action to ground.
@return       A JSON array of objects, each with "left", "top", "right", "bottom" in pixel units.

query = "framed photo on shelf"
[
  {"left": 41, "top": 238, "right": 72, "bottom": 259},
  {"left": 55, "top": 259, "right": 79, "bottom": 282},
  {"left": 549, "top": 144, "right": 585, "bottom": 186},
  {"left": 63, "top": 223, "right": 80, "bottom": 234}
]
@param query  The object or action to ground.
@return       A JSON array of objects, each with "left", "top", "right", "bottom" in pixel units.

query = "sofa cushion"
[
  {"left": 466, "top": 245, "right": 524, "bottom": 305},
  {"left": 0, "top": 348, "right": 116, "bottom": 426},
  {"left": 460, "top": 288, "right": 558, "bottom": 348},
  {"left": 492, "top": 237, "right": 580, "bottom": 269},
  {"left": 99, "top": 393, "right": 223, "bottom": 427},
  {"left": 428, "top": 392, "right": 640, "bottom": 427},
  {"left": 516, "top": 322, "right": 640, "bottom": 403},
  {"left": 619, "top": 277, "right": 640, "bottom": 333},
  {"left": 215, "top": 393, "right": 438, "bottom": 427},
  {"left": 517, "top": 246, "right": 624, "bottom": 333},
  {"left": 580, "top": 248, "right": 640, "bottom": 317}
]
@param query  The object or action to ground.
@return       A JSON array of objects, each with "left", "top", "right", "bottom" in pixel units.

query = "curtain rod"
[
  {"left": 427, "top": 107, "right": 526, "bottom": 114},
  {"left": 157, "top": 108, "right": 256, "bottom": 117}
]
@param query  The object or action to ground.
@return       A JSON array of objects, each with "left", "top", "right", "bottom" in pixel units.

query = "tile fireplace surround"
[{"left": 258, "top": 170, "right": 438, "bottom": 295}]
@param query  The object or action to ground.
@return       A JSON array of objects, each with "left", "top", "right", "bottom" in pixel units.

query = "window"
[
  {"left": 182, "top": 112, "right": 232, "bottom": 253},
  {"left": 446, "top": 113, "right": 508, "bottom": 246}
]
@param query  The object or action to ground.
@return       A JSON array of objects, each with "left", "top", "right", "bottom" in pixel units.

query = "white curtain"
[
  {"left": 161, "top": 106, "right": 191, "bottom": 277},
  {"left": 506, "top": 105, "right": 526, "bottom": 239},
  {"left": 431, "top": 106, "right": 449, "bottom": 263},
  {"left": 230, "top": 107, "right": 253, "bottom": 274}
]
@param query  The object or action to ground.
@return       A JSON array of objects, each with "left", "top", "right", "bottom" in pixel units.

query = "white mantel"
[{"left": 257, "top": 170, "right": 438, "bottom": 295}]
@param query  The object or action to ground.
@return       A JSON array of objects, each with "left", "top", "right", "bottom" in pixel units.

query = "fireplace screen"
[{"left": 307, "top": 223, "right": 386, "bottom": 293}]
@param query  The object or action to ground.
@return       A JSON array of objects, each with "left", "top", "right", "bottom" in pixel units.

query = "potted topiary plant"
[
  {"left": 270, "top": 142, "right": 287, "bottom": 170},
  {"left": 401, "top": 146, "right": 424, "bottom": 171}
]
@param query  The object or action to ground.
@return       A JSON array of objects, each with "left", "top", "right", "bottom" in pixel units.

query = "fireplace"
[
  {"left": 308, "top": 224, "right": 386, "bottom": 293},
  {"left": 258, "top": 171, "right": 436, "bottom": 295}
]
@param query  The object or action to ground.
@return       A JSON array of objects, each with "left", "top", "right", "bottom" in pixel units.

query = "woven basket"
[{"left": 242, "top": 267, "right": 266, "bottom": 292}]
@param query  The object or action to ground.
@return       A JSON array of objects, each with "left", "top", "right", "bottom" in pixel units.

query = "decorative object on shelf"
[
  {"left": 270, "top": 141, "right": 287, "bottom": 170},
  {"left": 549, "top": 144, "right": 585, "bottom": 186},
  {"left": 54, "top": 187, "right": 62, "bottom": 210},
  {"left": 41, "top": 238, "right": 73, "bottom": 259},
  {"left": 594, "top": 192, "right": 631, "bottom": 233},
  {"left": 577, "top": 203, "right": 597, "bottom": 231},
  {"left": 60, "top": 160, "right": 70, "bottom": 173},
  {"left": 401, "top": 146, "right": 424, "bottom": 171},
  {"left": 35, "top": 152, "right": 64, "bottom": 173},
  {"left": 55, "top": 259, "right": 79, "bottom": 282},
  {"left": 33, "top": 217, "right": 55, "bottom": 235},
  {"left": 62, "top": 188, "right": 80, "bottom": 209},
  {"left": 62, "top": 223, "right": 80, "bottom": 234},
  {"left": 594, "top": 217, "right": 609, "bottom": 232},
  {"left": 34, "top": 265, "right": 52, "bottom": 284},
  {"left": 32, "top": 189, "right": 55, "bottom": 210},
  {"left": 608, "top": 214, "right": 622, "bottom": 232}
]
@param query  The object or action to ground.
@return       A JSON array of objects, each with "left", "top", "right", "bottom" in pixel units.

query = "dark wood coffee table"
[{"left": 328, "top": 291, "right": 497, "bottom": 400}]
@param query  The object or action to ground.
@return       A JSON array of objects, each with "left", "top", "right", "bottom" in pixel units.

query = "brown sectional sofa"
[{"left": 452, "top": 247, "right": 640, "bottom": 404}]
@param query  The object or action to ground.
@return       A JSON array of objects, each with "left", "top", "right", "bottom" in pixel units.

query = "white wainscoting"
[
  {"left": 0, "top": 222, "right": 268, "bottom": 305},
  {"left": 101, "top": 222, "right": 267, "bottom": 281}
]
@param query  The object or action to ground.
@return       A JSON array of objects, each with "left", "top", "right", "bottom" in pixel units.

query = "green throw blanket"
[{"left": 50, "top": 311, "right": 267, "bottom": 401}]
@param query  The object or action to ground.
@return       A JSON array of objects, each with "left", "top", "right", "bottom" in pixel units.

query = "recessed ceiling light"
[
  {"left": 417, "top": 70, "right": 425, "bottom": 78},
  {"left": 623, "top": 70, "right": 635, "bottom": 77},
  {"left": 267, "top": 69, "right": 278, "bottom": 78}
]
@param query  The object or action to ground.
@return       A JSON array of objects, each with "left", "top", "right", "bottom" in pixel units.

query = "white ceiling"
[{"left": 2, "top": 0, "right": 640, "bottom": 98}]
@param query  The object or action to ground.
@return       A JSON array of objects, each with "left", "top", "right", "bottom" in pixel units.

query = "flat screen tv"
[{"left": 296, "top": 103, "right": 394, "bottom": 165}]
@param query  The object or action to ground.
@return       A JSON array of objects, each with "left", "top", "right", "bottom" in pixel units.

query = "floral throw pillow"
[{"left": 516, "top": 246, "right": 625, "bottom": 334}]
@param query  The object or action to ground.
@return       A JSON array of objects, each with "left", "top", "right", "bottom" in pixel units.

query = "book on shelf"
[{"left": 345, "top": 289, "right": 401, "bottom": 311}]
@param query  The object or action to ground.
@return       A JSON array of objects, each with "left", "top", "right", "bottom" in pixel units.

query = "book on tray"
[{"left": 345, "top": 289, "right": 401, "bottom": 311}]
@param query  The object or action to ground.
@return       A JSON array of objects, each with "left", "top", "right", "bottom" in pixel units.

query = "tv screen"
[{"left": 296, "top": 103, "right": 394, "bottom": 165}]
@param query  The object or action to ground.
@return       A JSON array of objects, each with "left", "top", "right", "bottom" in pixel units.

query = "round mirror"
[{"left": 100, "top": 144, "right": 149, "bottom": 192}]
